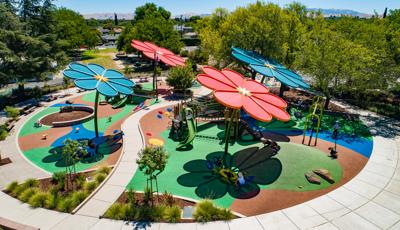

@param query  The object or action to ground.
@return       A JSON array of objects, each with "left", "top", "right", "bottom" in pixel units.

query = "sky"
[{"left": 54, "top": 0, "right": 400, "bottom": 15}]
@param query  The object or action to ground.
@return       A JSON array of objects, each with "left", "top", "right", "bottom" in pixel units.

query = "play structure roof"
[
  {"left": 231, "top": 47, "right": 310, "bottom": 89},
  {"left": 63, "top": 63, "right": 134, "bottom": 97},
  {"left": 197, "top": 66, "right": 290, "bottom": 122},
  {"left": 131, "top": 40, "right": 185, "bottom": 67}
]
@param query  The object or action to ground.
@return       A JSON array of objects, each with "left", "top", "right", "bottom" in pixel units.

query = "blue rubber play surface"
[{"left": 242, "top": 114, "right": 374, "bottom": 159}]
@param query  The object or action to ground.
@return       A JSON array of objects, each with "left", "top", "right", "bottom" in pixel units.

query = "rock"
[
  {"left": 305, "top": 172, "right": 321, "bottom": 184},
  {"left": 313, "top": 169, "right": 335, "bottom": 184}
]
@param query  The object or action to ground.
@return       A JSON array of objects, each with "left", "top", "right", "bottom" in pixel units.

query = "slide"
[
  {"left": 112, "top": 96, "right": 128, "bottom": 109},
  {"left": 176, "top": 108, "right": 196, "bottom": 149}
]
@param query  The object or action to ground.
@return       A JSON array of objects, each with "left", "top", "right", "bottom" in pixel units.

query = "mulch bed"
[
  {"left": 114, "top": 191, "right": 199, "bottom": 223},
  {"left": 40, "top": 111, "right": 92, "bottom": 126}
]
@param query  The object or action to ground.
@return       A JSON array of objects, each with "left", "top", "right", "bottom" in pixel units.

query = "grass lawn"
[{"left": 81, "top": 48, "right": 120, "bottom": 70}]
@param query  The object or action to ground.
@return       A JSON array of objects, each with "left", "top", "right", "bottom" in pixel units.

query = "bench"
[
  {"left": 22, "top": 106, "right": 35, "bottom": 115},
  {"left": 6, "top": 121, "right": 15, "bottom": 132}
]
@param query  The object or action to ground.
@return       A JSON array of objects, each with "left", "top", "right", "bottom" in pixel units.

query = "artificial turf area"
[
  {"left": 128, "top": 122, "right": 343, "bottom": 209},
  {"left": 18, "top": 91, "right": 145, "bottom": 173}
]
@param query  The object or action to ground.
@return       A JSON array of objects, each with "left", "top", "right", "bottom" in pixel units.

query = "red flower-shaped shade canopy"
[
  {"left": 131, "top": 40, "right": 185, "bottom": 67},
  {"left": 197, "top": 66, "right": 290, "bottom": 122}
]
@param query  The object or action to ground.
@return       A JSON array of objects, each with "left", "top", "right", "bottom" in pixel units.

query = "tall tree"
[
  {"left": 0, "top": 0, "right": 17, "bottom": 12},
  {"left": 117, "top": 3, "right": 182, "bottom": 53}
]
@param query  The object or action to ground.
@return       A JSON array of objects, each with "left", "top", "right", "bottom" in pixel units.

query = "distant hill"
[
  {"left": 83, "top": 8, "right": 371, "bottom": 20},
  {"left": 307, "top": 8, "right": 372, "bottom": 18},
  {"left": 83, "top": 13, "right": 134, "bottom": 20}
]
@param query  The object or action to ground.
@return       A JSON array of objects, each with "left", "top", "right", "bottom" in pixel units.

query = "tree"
[
  {"left": 0, "top": 4, "right": 62, "bottom": 91},
  {"left": 117, "top": 3, "right": 183, "bottom": 53},
  {"left": 114, "top": 13, "right": 118, "bottom": 26},
  {"left": 134, "top": 3, "right": 170, "bottom": 22},
  {"left": 166, "top": 63, "right": 195, "bottom": 92},
  {"left": 0, "top": 0, "right": 17, "bottom": 12},
  {"left": 4, "top": 106, "right": 20, "bottom": 120},
  {"left": 136, "top": 146, "right": 168, "bottom": 205},
  {"left": 296, "top": 15, "right": 377, "bottom": 108},
  {"left": 53, "top": 8, "right": 100, "bottom": 50},
  {"left": 62, "top": 139, "right": 88, "bottom": 191}
]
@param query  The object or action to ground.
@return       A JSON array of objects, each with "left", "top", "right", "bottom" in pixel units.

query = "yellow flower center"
[
  {"left": 237, "top": 87, "right": 251, "bottom": 96},
  {"left": 156, "top": 51, "right": 164, "bottom": 56},
  {"left": 95, "top": 75, "right": 108, "bottom": 82},
  {"left": 264, "top": 63, "right": 275, "bottom": 70}
]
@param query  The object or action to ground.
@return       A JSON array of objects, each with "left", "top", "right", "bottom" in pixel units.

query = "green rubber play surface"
[{"left": 127, "top": 123, "right": 342, "bottom": 208}]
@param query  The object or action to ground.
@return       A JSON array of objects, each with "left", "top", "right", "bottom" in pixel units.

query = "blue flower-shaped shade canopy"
[
  {"left": 63, "top": 63, "right": 135, "bottom": 97},
  {"left": 232, "top": 47, "right": 310, "bottom": 89}
]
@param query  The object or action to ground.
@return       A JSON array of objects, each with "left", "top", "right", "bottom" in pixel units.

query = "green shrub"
[
  {"left": 83, "top": 181, "right": 98, "bottom": 193},
  {"left": 11, "top": 185, "right": 27, "bottom": 197},
  {"left": 217, "top": 208, "right": 234, "bottom": 221},
  {"left": 97, "top": 166, "right": 111, "bottom": 175},
  {"left": 74, "top": 174, "right": 86, "bottom": 189},
  {"left": 193, "top": 200, "right": 218, "bottom": 222},
  {"left": 193, "top": 200, "right": 235, "bottom": 222},
  {"left": 5, "top": 181, "right": 18, "bottom": 193},
  {"left": 163, "top": 205, "right": 181, "bottom": 223},
  {"left": 136, "top": 206, "right": 155, "bottom": 221},
  {"left": 23, "top": 178, "right": 39, "bottom": 188},
  {"left": 45, "top": 193, "right": 59, "bottom": 209},
  {"left": 126, "top": 188, "right": 136, "bottom": 205},
  {"left": 28, "top": 192, "right": 50, "bottom": 208},
  {"left": 4, "top": 106, "right": 20, "bottom": 119},
  {"left": 0, "top": 126, "right": 8, "bottom": 141},
  {"left": 193, "top": 200, "right": 233, "bottom": 222},
  {"left": 162, "top": 191, "right": 175, "bottom": 207},
  {"left": 142, "top": 186, "right": 153, "bottom": 205},
  {"left": 152, "top": 205, "right": 166, "bottom": 222},
  {"left": 94, "top": 173, "right": 107, "bottom": 184},
  {"left": 70, "top": 191, "right": 87, "bottom": 207},
  {"left": 57, "top": 197, "right": 74, "bottom": 213},
  {"left": 104, "top": 203, "right": 132, "bottom": 220},
  {"left": 166, "top": 64, "right": 195, "bottom": 91},
  {"left": 52, "top": 172, "right": 66, "bottom": 189},
  {"left": 18, "top": 188, "right": 38, "bottom": 202}
]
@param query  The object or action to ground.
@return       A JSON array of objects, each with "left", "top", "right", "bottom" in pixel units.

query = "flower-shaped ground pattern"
[
  {"left": 63, "top": 63, "right": 134, "bottom": 97},
  {"left": 177, "top": 146, "right": 282, "bottom": 199},
  {"left": 131, "top": 40, "right": 185, "bottom": 67},
  {"left": 197, "top": 66, "right": 290, "bottom": 122},
  {"left": 232, "top": 47, "right": 309, "bottom": 89}
]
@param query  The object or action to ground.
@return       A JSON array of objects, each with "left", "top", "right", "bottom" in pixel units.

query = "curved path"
[{"left": 0, "top": 96, "right": 400, "bottom": 230}]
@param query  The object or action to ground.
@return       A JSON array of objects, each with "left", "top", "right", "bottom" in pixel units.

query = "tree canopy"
[
  {"left": 117, "top": 3, "right": 183, "bottom": 53},
  {"left": 196, "top": 2, "right": 400, "bottom": 108}
]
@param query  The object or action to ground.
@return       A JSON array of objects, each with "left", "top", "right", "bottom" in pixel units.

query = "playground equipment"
[
  {"left": 302, "top": 96, "right": 325, "bottom": 146},
  {"left": 176, "top": 107, "right": 197, "bottom": 149},
  {"left": 111, "top": 96, "right": 128, "bottom": 109}
]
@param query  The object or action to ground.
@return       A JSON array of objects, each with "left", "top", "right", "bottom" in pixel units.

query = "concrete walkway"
[
  {"left": 0, "top": 96, "right": 400, "bottom": 229},
  {"left": 0, "top": 88, "right": 87, "bottom": 189},
  {"left": 76, "top": 100, "right": 177, "bottom": 218}
]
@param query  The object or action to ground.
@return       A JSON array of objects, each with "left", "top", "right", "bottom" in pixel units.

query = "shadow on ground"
[{"left": 177, "top": 146, "right": 282, "bottom": 200}]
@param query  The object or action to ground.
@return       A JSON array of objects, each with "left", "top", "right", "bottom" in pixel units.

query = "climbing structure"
[{"left": 302, "top": 96, "right": 325, "bottom": 146}]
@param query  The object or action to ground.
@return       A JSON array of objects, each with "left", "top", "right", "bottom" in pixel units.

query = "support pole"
[{"left": 94, "top": 91, "right": 100, "bottom": 138}]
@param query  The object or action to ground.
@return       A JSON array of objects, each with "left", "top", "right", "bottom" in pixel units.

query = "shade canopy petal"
[
  {"left": 63, "top": 63, "right": 135, "bottom": 97},
  {"left": 131, "top": 39, "right": 185, "bottom": 67},
  {"left": 196, "top": 66, "right": 290, "bottom": 122},
  {"left": 232, "top": 47, "right": 309, "bottom": 90}
]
